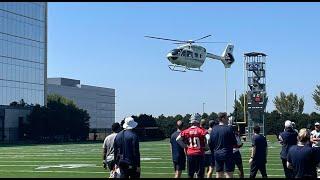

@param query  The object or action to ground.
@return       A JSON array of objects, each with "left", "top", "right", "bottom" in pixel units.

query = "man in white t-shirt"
[
  {"left": 310, "top": 122, "right": 320, "bottom": 176},
  {"left": 311, "top": 122, "right": 320, "bottom": 147},
  {"left": 232, "top": 125, "right": 244, "bottom": 178},
  {"left": 102, "top": 123, "right": 121, "bottom": 175}
]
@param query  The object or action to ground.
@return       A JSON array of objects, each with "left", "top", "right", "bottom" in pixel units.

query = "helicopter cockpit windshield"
[{"left": 171, "top": 49, "right": 182, "bottom": 56}]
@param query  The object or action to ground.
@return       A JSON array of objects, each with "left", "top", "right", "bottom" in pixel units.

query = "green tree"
[
  {"left": 47, "top": 94, "right": 76, "bottom": 106},
  {"left": 26, "top": 94, "right": 90, "bottom": 142},
  {"left": 273, "top": 92, "right": 304, "bottom": 114},
  {"left": 231, "top": 93, "right": 247, "bottom": 123},
  {"left": 313, "top": 85, "right": 320, "bottom": 111},
  {"left": 9, "top": 99, "right": 27, "bottom": 107},
  {"left": 201, "top": 113, "right": 209, "bottom": 119},
  {"left": 208, "top": 112, "right": 218, "bottom": 120}
]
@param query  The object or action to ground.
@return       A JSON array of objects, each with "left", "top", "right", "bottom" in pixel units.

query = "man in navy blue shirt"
[
  {"left": 278, "top": 120, "right": 298, "bottom": 178},
  {"left": 209, "top": 112, "right": 237, "bottom": 178},
  {"left": 249, "top": 125, "right": 268, "bottom": 178},
  {"left": 170, "top": 120, "right": 186, "bottom": 178},
  {"left": 287, "top": 128, "right": 317, "bottom": 178},
  {"left": 114, "top": 116, "right": 141, "bottom": 178}
]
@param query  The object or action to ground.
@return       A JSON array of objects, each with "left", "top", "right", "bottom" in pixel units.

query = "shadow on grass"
[{"left": 0, "top": 140, "right": 104, "bottom": 147}]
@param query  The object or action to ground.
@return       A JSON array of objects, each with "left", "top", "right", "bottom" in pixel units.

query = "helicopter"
[{"left": 145, "top": 35, "right": 235, "bottom": 72}]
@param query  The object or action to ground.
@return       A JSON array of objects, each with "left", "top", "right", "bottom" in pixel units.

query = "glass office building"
[{"left": 0, "top": 2, "right": 47, "bottom": 106}]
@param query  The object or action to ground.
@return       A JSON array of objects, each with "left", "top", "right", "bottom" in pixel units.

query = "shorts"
[
  {"left": 313, "top": 147, "right": 320, "bottom": 165},
  {"left": 204, "top": 153, "right": 215, "bottom": 167},
  {"left": 173, "top": 159, "right": 186, "bottom": 171},
  {"left": 187, "top": 155, "right": 205, "bottom": 178},
  {"left": 215, "top": 158, "right": 235, "bottom": 172},
  {"left": 233, "top": 151, "right": 243, "bottom": 168}
]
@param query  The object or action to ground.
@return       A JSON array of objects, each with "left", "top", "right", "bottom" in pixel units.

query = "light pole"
[{"left": 202, "top": 102, "right": 205, "bottom": 114}]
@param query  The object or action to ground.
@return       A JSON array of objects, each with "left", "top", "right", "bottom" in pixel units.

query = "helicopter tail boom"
[{"left": 206, "top": 44, "right": 235, "bottom": 68}]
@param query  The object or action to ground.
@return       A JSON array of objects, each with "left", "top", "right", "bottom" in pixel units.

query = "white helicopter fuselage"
[
  {"left": 166, "top": 43, "right": 235, "bottom": 71},
  {"left": 166, "top": 44, "right": 206, "bottom": 68}
]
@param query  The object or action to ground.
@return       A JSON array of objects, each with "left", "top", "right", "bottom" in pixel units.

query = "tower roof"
[{"left": 244, "top": 52, "right": 267, "bottom": 57}]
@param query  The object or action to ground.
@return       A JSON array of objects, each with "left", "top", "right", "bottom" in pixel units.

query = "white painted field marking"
[
  {"left": 141, "top": 158, "right": 162, "bottom": 161},
  {"left": 0, "top": 170, "right": 105, "bottom": 174},
  {"left": 35, "top": 164, "right": 98, "bottom": 170},
  {"left": 139, "top": 166, "right": 284, "bottom": 171},
  {"left": 0, "top": 161, "right": 98, "bottom": 163}
]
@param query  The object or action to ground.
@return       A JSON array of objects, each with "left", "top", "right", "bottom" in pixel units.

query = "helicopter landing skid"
[{"left": 168, "top": 65, "right": 202, "bottom": 72}]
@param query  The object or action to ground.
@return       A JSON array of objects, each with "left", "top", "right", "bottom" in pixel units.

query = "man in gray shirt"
[
  {"left": 204, "top": 120, "right": 216, "bottom": 178},
  {"left": 103, "top": 123, "right": 121, "bottom": 172}
]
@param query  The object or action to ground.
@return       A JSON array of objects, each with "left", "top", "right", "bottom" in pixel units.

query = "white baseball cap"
[
  {"left": 315, "top": 122, "right": 320, "bottom": 126},
  {"left": 285, "top": 120, "right": 292, "bottom": 128}
]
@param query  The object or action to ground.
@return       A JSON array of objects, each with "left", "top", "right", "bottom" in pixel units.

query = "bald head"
[
  {"left": 177, "top": 120, "right": 184, "bottom": 130},
  {"left": 200, "top": 119, "right": 206, "bottom": 128}
]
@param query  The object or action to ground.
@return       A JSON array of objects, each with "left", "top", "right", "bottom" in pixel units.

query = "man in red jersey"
[{"left": 176, "top": 113, "right": 210, "bottom": 178}]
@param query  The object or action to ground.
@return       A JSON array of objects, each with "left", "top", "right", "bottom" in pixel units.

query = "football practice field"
[{"left": 0, "top": 138, "right": 284, "bottom": 178}]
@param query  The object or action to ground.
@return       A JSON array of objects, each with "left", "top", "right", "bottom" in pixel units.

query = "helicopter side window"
[
  {"left": 186, "top": 51, "right": 193, "bottom": 58},
  {"left": 195, "top": 53, "right": 198, "bottom": 58},
  {"left": 181, "top": 50, "right": 186, "bottom": 57}
]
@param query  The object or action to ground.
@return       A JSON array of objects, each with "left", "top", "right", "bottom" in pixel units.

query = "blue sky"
[{"left": 47, "top": 2, "right": 320, "bottom": 120}]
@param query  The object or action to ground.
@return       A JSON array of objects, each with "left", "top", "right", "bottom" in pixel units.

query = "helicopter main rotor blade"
[
  {"left": 196, "top": 41, "right": 229, "bottom": 44},
  {"left": 173, "top": 42, "right": 188, "bottom": 44},
  {"left": 193, "top": 35, "right": 212, "bottom": 42},
  {"left": 144, "top": 36, "right": 187, "bottom": 43}
]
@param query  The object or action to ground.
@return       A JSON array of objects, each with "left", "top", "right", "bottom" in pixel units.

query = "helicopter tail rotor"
[{"left": 221, "top": 44, "right": 235, "bottom": 68}]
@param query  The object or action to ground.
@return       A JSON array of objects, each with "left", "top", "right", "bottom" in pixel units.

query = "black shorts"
[
  {"left": 187, "top": 155, "right": 205, "bottom": 178},
  {"left": 233, "top": 151, "right": 243, "bottom": 168},
  {"left": 204, "top": 153, "right": 215, "bottom": 167},
  {"left": 215, "top": 157, "right": 235, "bottom": 172},
  {"left": 313, "top": 147, "right": 320, "bottom": 164},
  {"left": 173, "top": 159, "right": 186, "bottom": 171}
]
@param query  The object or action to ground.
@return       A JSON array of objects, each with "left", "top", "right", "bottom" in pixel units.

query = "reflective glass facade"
[{"left": 0, "top": 2, "right": 47, "bottom": 106}]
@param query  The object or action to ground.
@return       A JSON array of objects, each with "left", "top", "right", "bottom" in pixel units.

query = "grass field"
[{"left": 0, "top": 138, "right": 285, "bottom": 178}]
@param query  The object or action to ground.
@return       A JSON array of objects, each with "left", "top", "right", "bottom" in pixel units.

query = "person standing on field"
[
  {"left": 102, "top": 122, "right": 121, "bottom": 176},
  {"left": 209, "top": 112, "right": 237, "bottom": 178},
  {"left": 114, "top": 116, "right": 141, "bottom": 178},
  {"left": 278, "top": 120, "right": 298, "bottom": 178},
  {"left": 170, "top": 120, "right": 186, "bottom": 178},
  {"left": 310, "top": 122, "right": 320, "bottom": 177},
  {"left": 176, "top": 113, "right": 209, "bottom": 178},
  {"left": 204, "top": 120, "right": 216, "bottom": 178},
  {"left": 249, "top": 125, "right": 268, "bottom": 178},
  {"left": 287, "top": 128, "right": 317, "bottom": 178},
  {"left": 232, "top": 125, "right": 244, "bottom": 178}
]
